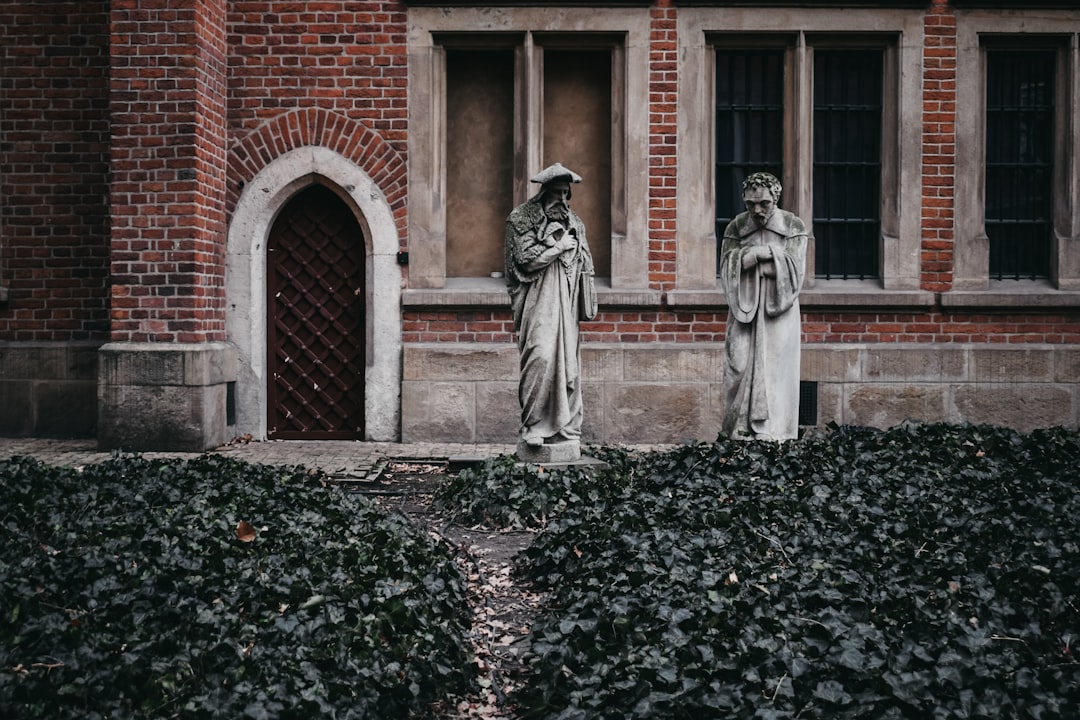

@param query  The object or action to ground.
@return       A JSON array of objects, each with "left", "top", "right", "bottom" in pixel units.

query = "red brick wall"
[
  {"left": 1, "top": 0, "right": 1077, "bottom": 349},
  {"left": 108, "top": 0, "right": 229, "bottom": 343},
  {"left": 648, "top": 0, "right": 678, "bottom": 292},
  {"left": 0, "top": 1, "right": 111, "bottom": 342},
  {"left": 227, "top": 1, "right": 408, "bottom": 154},
  {"left": 402, "top": 311, "right": 730, "bottom": 345},
  {"left": 404, "top": 311, "right": 1080, "bottom": 345},
  {"left": 803, "top": 313, "right": 1080, "bottom": 345},
  {"left": 226, "top": 1, "right": 410, "bottom": 242},
  {"left": 920, "top": 0, "right": 957, "bottom": 293}
]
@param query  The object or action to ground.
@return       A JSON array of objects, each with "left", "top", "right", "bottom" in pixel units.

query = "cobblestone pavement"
[{"left": 0, "top": 437, "right": 518, "bottom": 480}]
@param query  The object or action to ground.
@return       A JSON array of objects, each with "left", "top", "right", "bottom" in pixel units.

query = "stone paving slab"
[
  {"left": 0, "top": 437, "right": 518, "bottom": 479},
  {"left": 0, "top": 437, "right": 679, "bottom": 481}
]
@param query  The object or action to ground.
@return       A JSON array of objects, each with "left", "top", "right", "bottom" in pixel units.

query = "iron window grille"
[
  {"left": 813, "top": 50, "right": 883, "bottom": 281},
  {"left": 714, "top": 49, "right": 785, "bottom": 273},
  {"left": 985, "top": 50, "right": 1054, "bottom": 281}
]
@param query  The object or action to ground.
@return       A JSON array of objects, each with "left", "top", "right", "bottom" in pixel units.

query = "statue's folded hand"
[
  {"left": 555, "top": 232, "right": 578, "bottom": 253},
  {"left": 543, "top": 222, "right": 565, "bottom": 246}
]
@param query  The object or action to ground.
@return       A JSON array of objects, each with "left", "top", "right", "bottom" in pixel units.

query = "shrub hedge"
[
  {"left": 509, "top": 424, "right": 1080, "bottom": 719},
  {"left": 0, "top": 454, "right": 473, "bottom": 719}
]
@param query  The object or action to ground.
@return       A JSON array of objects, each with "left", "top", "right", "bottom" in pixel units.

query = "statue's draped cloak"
[
  {"left": 505, "top": 194, "right": 596, "bottom": 442},
  {"left": 719, "top": 210, "right": 808, "bottom": 440}
]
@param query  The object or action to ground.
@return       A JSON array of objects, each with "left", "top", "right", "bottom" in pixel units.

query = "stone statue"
[
  {"left": 719, "top": 172, "right": 808, "bottom": 441},
  {"left": 505, "top": 162, "right": 597, "bottom": 461}
]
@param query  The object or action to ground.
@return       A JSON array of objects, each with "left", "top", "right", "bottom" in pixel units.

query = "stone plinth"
[
  {"left": 516, "top": 438, "right": 581, "bottom": 464},
  {"left": 97, "top": 342, "right": 237, "bottom": 452}
]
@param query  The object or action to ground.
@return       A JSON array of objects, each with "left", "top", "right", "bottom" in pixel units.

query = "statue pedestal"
[{"left": 516, "top": 438, "right": 581, "bottom": 464}]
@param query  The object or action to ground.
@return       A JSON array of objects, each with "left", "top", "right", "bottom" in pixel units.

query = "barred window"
[
  {"left": 682, "top": 9, "right": 923, "bottom": 296},
  {"left": 813, "top": 50, "right": 883, "bottom": 280},
  {"left": 985, "top": 50, "right": 1054, "bottom": 281},
  {"left": 714, "top": 49, "right": 784, "bottom": 261},
  {"left": 714, "top": 44, "right": 885, "bottom": 280},
  {"left": 953, "top": 19, "right": 1080, "bottom": 294}
]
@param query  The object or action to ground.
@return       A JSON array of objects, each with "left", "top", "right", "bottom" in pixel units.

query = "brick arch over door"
[
  {"left": 226, "top": 146, "right": 402, "bottom": 441},
  {"left": 227, "top": 108, "right": 408, "bottom": 240}
]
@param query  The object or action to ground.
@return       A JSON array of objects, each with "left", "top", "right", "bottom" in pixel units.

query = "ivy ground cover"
[
  {"left": 506, "top": 424, "right": 1080, "bottom": 719},
  {"left": 0, "top": 455, "right": 472, "bottom": 719}
]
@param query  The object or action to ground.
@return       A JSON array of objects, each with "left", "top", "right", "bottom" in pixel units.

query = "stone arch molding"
[{"left": 226, "top": 146, "right": 402, "bottom": 441}]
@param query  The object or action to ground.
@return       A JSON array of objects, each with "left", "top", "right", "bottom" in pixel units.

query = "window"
[
  {"left": 952, "top": 16, "right": 1080, "bottom": 296},
  {"left": 984, "top": 49, "right": 1054, "bottom": 281},
  {"left": 407, "top": 8, "right": 652, "bottom": 296},
  {"left": 445, "top": 43, "right": 614, "bottom": 279},
  {"left": 676, "top": 7, "right": 926, "bottom": 300},
  {"left": 711, "top": 40, "right": 889, "bottom": 281},
  {"left": 714, "top": 50, "right": 784, "bottom": 258},
  {"left": 813, "top": 50, "right": 883, "bottom": 280},
  {"left": 445, "top": 48, "right": 516, "bottom": 278},
  {"left": 543, "top": 47, "right": 614, "bottom": 278}
]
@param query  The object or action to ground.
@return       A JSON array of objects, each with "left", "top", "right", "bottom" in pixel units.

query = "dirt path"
[{"left": 353, "top": 461, "right": 545, "bottom": 719}]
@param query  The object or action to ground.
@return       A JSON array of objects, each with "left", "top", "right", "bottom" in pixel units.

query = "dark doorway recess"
[{"left": 267, "top": 184, "right": 366, "bottom": 440}]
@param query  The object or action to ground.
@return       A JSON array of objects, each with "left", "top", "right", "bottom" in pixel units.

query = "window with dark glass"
[
  {"left": 714, "top": 50, "right": 784, "bottom": 271},
  {"left": 813, "top": 50, "right": 883, "bottom": 280},
  {"left": 985, "top": 50, "right": 1054, "bottom": 280}
]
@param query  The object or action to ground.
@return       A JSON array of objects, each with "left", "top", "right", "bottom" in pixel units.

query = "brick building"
[{"left": 1, "top": 0, "right": 1078, "bottom": 450}]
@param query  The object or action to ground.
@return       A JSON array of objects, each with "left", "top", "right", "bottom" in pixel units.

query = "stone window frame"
[
  {"left": 404, "top": 7, "right": 658, "bottom": 310},
  {"left": 948, "top": 11, "right": 1080, "bottom": 310},
  {"left": 672, "top": 7, "right": 933, "bottom": 311}
]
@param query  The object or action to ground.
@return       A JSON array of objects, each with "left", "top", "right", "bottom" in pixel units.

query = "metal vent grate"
[{"left": 799, "top": 380, "right": 819, "bottom": 427}]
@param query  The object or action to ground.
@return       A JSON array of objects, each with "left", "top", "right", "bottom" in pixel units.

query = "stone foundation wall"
[
  {"left": 97, "top": 342, "right": 238, "bottom": 452},
  {"left": 0, "top": 342, "right": 101, "bottom": 438},
  {"left": 402, "top": 343, "right": 1080, "bottom": 444}
]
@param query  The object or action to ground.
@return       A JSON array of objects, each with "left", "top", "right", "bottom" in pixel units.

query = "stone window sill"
[
  {"left": 401, "top": 277, "right": 662, "bottom": 309},
  {"left": 941, "top": 280, "right": 1080, "bottom": 311},
  {"left": 667, "top": 280, "right": 936, "bottom": 311}
]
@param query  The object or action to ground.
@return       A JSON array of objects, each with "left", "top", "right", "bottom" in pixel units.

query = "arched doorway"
[{"left": 266, "top": 184, "right": 365, "bottom": 439}]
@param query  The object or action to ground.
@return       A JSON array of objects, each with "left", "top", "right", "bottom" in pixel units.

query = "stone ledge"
[
  {"left": 941, "top": 286, "right": 1080, "bottom": 311},
  {"left": 516, "top": 438, "right": 581, "bottom": 463},
  {"left": 98, "top": 342, "right": 237, "bottom": 387},
  {"left": 402, "top": 283, "right": 508, "bottom": 308},
  {"left": 667, "top": 285, "right": 936, "bottom": 310},
  {"left": 402, "top": 277, "right": 661, "bottom": 308},
  {"left": 0, "top": 340, "right": 101, "bottom": 380}
]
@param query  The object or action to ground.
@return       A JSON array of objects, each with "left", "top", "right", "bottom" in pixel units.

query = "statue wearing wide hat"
[{"left": 504, "top": 163, "right": 597, "bottom": 461}]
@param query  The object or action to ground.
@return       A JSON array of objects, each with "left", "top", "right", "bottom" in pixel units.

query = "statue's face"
[
  {"left": 743, "top": 185, "right": 777, "bottom": 227},
  {"left": 542, "top": 180, "right": 571, "bottom": 220}
]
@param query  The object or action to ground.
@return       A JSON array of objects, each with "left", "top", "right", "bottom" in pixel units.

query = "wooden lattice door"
[{"left": 267, "top": 184, "right": 366, "bottom": 439}]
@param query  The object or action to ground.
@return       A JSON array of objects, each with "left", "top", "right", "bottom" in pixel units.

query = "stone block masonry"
[
  {"left": 403, "top": 343, "right": 1080, "bottom": 444},
  {"left": 97, "top": 342, "right": 237, "bottom": 452},
  {"left": 0, "top": 342, "right": 100, "bottom": 437}
]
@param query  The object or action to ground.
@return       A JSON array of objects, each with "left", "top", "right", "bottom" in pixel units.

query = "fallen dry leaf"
[{"left": 236, "top": 520, "right": 256, "bottom": 542}]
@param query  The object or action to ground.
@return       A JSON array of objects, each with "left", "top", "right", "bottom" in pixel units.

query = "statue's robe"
[
  {"left": 719, "top": 209, "right": 808, "bottom": 440},
  {"left": 505, "top": 195, "right": 596, "bottom": 444}
]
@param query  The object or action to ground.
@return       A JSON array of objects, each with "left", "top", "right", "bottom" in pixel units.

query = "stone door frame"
[{"left": 227, "top": 146, "right": 402, "bottom": 441}]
